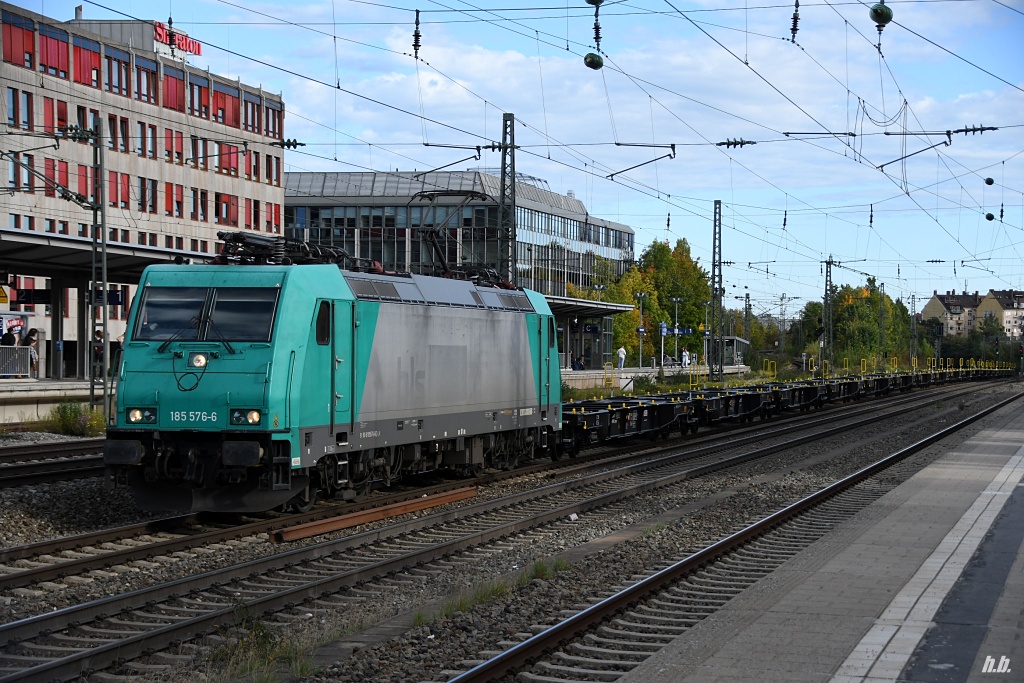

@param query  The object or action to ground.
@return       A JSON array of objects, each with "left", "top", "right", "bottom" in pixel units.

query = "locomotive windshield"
[{"left": 133, "top": 287, "right": 280, "bottom": 342}]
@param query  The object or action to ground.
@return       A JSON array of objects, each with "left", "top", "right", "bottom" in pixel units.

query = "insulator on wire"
[
  {"left": 790, "top": 0, "right": 800, "bottom": 42},
  {"left": 869, "top": 1, "right": 892, "bottom": 51},
  {"left": 783, "top": 210, "right": 787, "bottom": 229},
  {"left": 583, "top": 0, "right": 606, "bottom": 69},
  {"left": 1000, "top": 203, "right": 1004, "bottom": 221},
  {"left": 869, "top": 204, "right": 874, "bottom": 228},
  {"left": 412, "top": 9, "right": 422, "bottom": 60}
]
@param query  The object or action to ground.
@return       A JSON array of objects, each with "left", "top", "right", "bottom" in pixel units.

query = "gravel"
[{"left": 0, "top": 383, "right": 1018, "bottom": 683}]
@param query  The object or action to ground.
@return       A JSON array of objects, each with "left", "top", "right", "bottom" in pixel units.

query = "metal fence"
[{"left": 0, "top": 347, "right": 32, "bottom": 378}]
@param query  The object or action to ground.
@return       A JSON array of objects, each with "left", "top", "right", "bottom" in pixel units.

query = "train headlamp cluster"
[
  {"left": 189, "top": 352, "right": 209, "bottom": 368},
  {"left": 231, "top": 409, "right": 262, "bottom": 425},
  {"left": 127, "top": 408, "right": 157, "bottom": 424}
]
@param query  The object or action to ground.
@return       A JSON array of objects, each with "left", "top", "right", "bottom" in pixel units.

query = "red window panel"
[
  {"left": 163, "top": 74, "right": 185, "bottom": 112},
  {"left": 274, "top": 203, "right": 281, "bottom": 232},
  {"left": 44, "top": 158, "right": 56, "bottom": 197},
  {"left": 56, "top": 100, "right": 67, "bottom": 132},
  {"left": 174, "top": 131, "right": 183, "bottom": 164},
  {"left": 39, "top": 34, "right": 68, "bottom": 77},
  {"left": 229, "top": 146, "right": 239, "bottom": 175},
  {"left": 77, "top": 164, "right": 89, "bottom": 198},
  {"left": 212, "top": 89, "right": 241, "bottom": 127},
  {"left": 228, "top": 195, "right": 239, "bottom": 226},
  {"left": 109, "top": 171, "right": 118, "bottom": 206},
  {"left": 2, "top": 22, "right": 34, "bottom": 68},
  {"left": 244, "top": 198, "right": 251, "bottom": 229},
  {"left": 165, "top": 182, "right": 174, "bottom": 216},
  {"left": 43, "top": 97, "right": 54, "bottom": 133},
  {"left": 57, "top": 160, "right": 68, "bottom": 188},
  {"left": 120, "top": 173, "right": 130, "bottom": 206},
  {"left": 73, "top": 45, "right": 100, "bottom": 86},
  {"left": 175, "top": 184, "right": 183, "bottom": 217},
  {"left": 164, "top": 128, "right": 173, "bottom": 162}
]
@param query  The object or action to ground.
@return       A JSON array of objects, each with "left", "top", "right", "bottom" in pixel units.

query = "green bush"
[{"left": 36, "top": 400, "right": 106, "bottom": 437}]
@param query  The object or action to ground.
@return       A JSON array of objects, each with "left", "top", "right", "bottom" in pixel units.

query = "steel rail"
[
  {"left": 0, "top": 384, "right": 992, "bottom": 590},
  {"left": 1, "top": 385, "right": 1008, "bottom": 682},
  {"left": 446, "top": 389, "right": 1024, "bottom": 682}
]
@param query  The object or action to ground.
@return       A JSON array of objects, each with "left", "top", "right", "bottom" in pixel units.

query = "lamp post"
[
  {"left": 593, "top": 284, "right": 607, "bottom": 301},
  {"left": 635, "top": 292, "right": 648, "bottom": 369},
  {"left": 669, "top": 297, "right": 683, "bottom": 363}
]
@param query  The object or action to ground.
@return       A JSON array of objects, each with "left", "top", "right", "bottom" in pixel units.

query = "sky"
[{"left": 16, "top": 0, "right": 1024, "bottom": 318}]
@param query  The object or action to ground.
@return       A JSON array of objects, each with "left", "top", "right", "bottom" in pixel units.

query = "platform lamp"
[
  {"left": 593, "top": 284, "right": 607, "bottom": 301},
  {"left": 669, "top": 297, "right": 683, "bottom": 363},
  {"left": 635, "top": 292, "right": 648, "bottom": 369}
]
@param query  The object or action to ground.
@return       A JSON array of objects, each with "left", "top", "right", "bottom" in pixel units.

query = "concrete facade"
[{"left": 1, "top": 1, "right": 285, "bottom": 356}]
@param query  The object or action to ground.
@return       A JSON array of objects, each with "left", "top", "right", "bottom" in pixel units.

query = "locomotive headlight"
[
  {"left": 128, "top": 408, "right": 156, "bottom": 424},
  {"left": 189, "top": 352, "right": 209, "bottom": 368},
  {"left": 231, "top": 409, "right": 262, "bottom": 425}
]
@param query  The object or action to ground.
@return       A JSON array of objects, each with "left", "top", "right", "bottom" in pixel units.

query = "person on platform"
[
  {"left": 682, "top": 348, "right": 690, "bottom": 368},
  {"left": 617, "top": 345, "right": 626, "bottom": 369},
  {"left": 21, "top": 328, "right": 38, "bottom": 378}
]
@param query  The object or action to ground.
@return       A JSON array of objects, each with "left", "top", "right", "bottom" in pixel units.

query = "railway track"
[
  {"left": 0, "top": 439, "right": 106, "bottom": 487},
  {"left": 0, "top": 383, "right": 1006, "bottom": 682},
  {"left": 440, "top": 390, "right": 1023, "bottom": 683},
  {"left": 0, "top": 383, "right": 982, "bottom": 594}
]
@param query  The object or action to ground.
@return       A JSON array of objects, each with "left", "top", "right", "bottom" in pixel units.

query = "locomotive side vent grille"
[
  {"left": 499, "top": 294, "right": 534, "bottom": 311},
  {"left": 349, "top": 279, "right": 402, "bottom": 300}
]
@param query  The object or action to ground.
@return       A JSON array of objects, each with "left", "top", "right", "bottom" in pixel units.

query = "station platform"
[
  {"left": 0, "top": 378, "right": 105, "bottom": 423},
  {"left": 619, "top": 400, "right": 1024, "bottom": 683}
]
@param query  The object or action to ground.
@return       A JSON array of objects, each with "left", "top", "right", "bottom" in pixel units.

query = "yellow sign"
[
  {"left": 698, "top": 323, "right": 705, "bottom": 331},
  {"left": 0, "top": 287, "right": 7, "bottom": 305}
]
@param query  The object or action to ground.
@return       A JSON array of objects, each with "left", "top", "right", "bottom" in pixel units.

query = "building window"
[
  {"left": 38, "top": 25, "right": 69, "bottom": 78},
  {"left": 104, "top": 47, "right": 130, "bottom": 96},
  {"left": 2, "top": 10, "right": 35, "bottom": 69},
  {"left": 188, "top": 76, "right": 209, "bottom": 118},
  {"left": 73, "top": 36, "right": 101, "bottom": 88},
  {"left": 135, "top": 56, "right": 158, "bottom": 104},
  {"left": 243, "top": 96, "right": 261, "bottom": 133},
  {"left": 212, "top": 82, "right": 240, "bottom": 127},
  {"left": 42, "top": 97, "right": 68, "bottom": 135},
  {"left": 265, "top": 104, "right": 282, "bottom": 139},
  {"left": 6, "top": 88, "right": 34, "bottom": 130},
  {"left": 163, "top": 65, "right": 185, "bottom": 112}
]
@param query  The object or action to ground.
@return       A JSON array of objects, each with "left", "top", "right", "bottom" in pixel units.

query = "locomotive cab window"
[
  {"left": 133, "top": 286, "right": 279, "bottom": 342},
  {"left": 134, "top": 287, "right": 205, "bottom": 340},
  {"left": 315, "top": 301, "right": 330, "bottom": 345},
  {"left": 207, "top": 288, "right": 279, "bottom": 341}
]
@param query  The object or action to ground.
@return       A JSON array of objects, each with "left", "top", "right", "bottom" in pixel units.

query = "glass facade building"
[{"left": 284, "top": 171, "right": 635, "bottom": 297}]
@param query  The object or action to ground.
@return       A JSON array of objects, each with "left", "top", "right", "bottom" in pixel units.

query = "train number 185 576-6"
[{"left": 170, "top": 411, "right": 218, "bottom": 422}]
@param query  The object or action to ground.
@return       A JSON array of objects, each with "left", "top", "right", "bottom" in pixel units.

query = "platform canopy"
[{"left": 543, "top": 294, "right": 633, "bottom": 320}]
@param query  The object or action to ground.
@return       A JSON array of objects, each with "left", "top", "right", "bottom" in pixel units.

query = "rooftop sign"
[{"left": 153, "top": 21, "right": 202, "bottom": 56}]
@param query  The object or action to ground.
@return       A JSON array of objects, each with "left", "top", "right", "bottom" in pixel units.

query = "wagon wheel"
[{"left": 287, "top": 483, "right": 318, "bottom": 513}]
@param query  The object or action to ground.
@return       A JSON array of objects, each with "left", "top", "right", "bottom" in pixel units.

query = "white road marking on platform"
[{"left": 830, "top": 447, "right": 1024, "bottom": 683}]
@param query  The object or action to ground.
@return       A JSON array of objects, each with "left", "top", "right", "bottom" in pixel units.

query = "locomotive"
[{"left": 104, "top": 232, "right": 562, "bottom": 513}]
